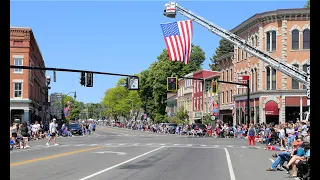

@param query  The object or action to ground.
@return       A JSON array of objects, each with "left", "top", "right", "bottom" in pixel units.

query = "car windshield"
[{"left": 69, "top": 124, "right": 80, "bottom": 129}]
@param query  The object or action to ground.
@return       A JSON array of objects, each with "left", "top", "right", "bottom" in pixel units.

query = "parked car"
[
  {"left": 68, "top": 123, "right": 82, "bottom": 135},
  {"left": 166, "top": 123, "right": 178, "bottom": 134}
]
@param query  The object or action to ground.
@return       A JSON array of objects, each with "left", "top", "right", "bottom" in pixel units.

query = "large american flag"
[{"left": 160, "top": 20, "right": 193, "bottom": 64}]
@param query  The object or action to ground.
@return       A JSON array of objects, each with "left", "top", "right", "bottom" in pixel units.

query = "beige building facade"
[{"left": 227, "top": 8, "right": 310, "bottom": 125}]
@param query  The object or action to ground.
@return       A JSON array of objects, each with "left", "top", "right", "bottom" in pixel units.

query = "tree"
[
  {"left": 101, "top": 78, "right": 142, "bottom": 119},
  {"left": 304, "top": 0, "right": 310, "bottom": 8},
  {"left": 203, "top": 114, "right": 212, "bottom": 126},
  {"left": 138, "top": 45, "right": 206, "bottom": 122},
  {"left": 209, "top": 39, "right": 234, "bottom": 71},
  {"left": 176, "top": 107, "right": 189, "bottom": 123}
]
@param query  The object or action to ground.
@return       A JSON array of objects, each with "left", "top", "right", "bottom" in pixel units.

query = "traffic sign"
[
  {"left": 127, "top": 76, "right": 139, "bottom": 90},
  {"left": 237, "top": 75, "right": 249, "bottom": 83}
]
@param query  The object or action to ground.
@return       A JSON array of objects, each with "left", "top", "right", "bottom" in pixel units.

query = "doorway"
[{"left": 266, "top": 115, "right": 279, "bottom": 125}]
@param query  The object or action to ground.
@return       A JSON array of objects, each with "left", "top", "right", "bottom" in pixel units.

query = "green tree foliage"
[
  {"left": 60, "top": 95, "right": 82, "bottom": 122},
  {"left": 304, "top": 0, "right": 310, "bottom": 8},
  {"left": 101, "top": 78, "right": 142, "bottom": 119},
  {"left": 139, "top": 45, "right": 206, "bottom": 122},
  {"left": 203, "top": 114, "right": 212, "bottom": 126},
  {"left": 209, "top": 39, "right": 234, "bottom": 71},
  {"left": 176, "top": 107, "right": 189, "bottom": 123}
]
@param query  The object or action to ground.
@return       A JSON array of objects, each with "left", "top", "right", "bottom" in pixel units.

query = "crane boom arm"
[{"left": 171, "top": 4, "right": 309, "bottom": 88}]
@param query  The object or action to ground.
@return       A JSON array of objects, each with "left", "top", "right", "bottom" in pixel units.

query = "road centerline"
[{"left": 10, "top": 146, "right": 105, "bottom": 167}]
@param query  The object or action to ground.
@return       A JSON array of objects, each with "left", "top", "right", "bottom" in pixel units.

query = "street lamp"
[{"left": 66, "top": 91, "right": 77, "bottom": 100}]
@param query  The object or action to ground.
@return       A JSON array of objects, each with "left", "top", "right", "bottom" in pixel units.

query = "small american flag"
[{"left": 160, "top": 20, "right": 193, "bottom": 64}]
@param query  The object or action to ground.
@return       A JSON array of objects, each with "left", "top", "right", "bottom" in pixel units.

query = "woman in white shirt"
[{"left": 279, "top": 125, "right": 286, "bottom": 148}]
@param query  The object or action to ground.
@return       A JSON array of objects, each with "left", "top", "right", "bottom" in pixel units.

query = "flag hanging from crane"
[{"left": 160, "top": 20, "right": 193, "bottom": 64}]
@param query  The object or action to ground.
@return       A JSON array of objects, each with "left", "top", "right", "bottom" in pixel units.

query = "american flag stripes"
[
  {"left": 160, "top": 20, "right": 193, "bottom": 64},
  {"left": 209, "top": 94, "right": 213, "bottom": 107}
]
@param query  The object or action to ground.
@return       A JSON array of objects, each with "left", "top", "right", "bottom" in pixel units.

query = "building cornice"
[
  {"left": 230, "top": 8, "right": 310, "bottom": 36},
  {"left": 233, "top": 89, "right": 307, "bottom": 100}
]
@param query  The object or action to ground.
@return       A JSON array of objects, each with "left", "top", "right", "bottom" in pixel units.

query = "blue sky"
[{"left": 10, "top": 0, "right": 306, "bottom": 103}]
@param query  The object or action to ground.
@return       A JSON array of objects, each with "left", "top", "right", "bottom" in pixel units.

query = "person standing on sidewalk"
[
  {"left": 46, "top": 118, "right": 59, "bottom": 146},
  {"left": 247, "top": 124, "right": 257, "bottom": 148}
]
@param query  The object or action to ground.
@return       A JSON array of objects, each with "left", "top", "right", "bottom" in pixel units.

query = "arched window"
[
  {"left": 303, "top": 29, "right": 310, "bottom": 49},
  {"left": 272, "top": 68, "right": 276, "bottom": 90},
  {"left": 303, "top": 64, "right": 308, "bottom": 89},
  {"left": 255, "top": 35, "right": 259, "bottom": 47},
  {"left": 266, "top": 67, "right": 277, "bottom": 90},
  {"left": 291, "top": 29, "right": 299, "bottom": 50},
  {"left": 251, "top": 37, "right": 255, "bottom": 46},
  {"left": 292, "top": 64, "right": 300, "bottom": 89},
  {"left": 266, "top": 31, "right": 276, "bottom": 51}
]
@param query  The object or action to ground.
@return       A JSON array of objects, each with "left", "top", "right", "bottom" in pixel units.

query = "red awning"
[{"left": 265, "top": 101, "right": 279, "bottom": 116}]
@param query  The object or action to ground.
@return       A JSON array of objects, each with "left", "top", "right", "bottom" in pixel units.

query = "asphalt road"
[{"left": 10, "top": 126, "right": 296, "bottom": 180}]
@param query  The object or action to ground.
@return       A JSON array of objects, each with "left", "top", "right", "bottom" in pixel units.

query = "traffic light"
[
  {"left": 167, "top": 77, "right": 177, "bottom": 91},
  {"left": 212, "top": 80, "right": 218, "bottom": 94},
  {"left": 205, "top": 81, "right": 211, "bottom": 92},
  {"left": 86, "top": 73, "right": 93, "bottom": 87},
  {"left": 80, "top": 72, "right": 86, "bottom": 86}
]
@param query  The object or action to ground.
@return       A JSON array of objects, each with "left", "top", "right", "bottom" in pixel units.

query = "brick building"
[
  {"left": 177, "top": 73, "right": 193, "bottom": 123},
  {"left": 226, "top": 8, "right": 310, "bottom": 125},
  {"left": 10, "top": 27, "right": 48, "bottom": 124},
  {"left": 192, "top": 70, "right": 219, "bottom": 123},
  {"left": 216, "top": 52, "right": 235, "bottom": 124}
]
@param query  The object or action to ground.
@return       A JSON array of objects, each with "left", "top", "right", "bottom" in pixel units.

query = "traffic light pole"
[
  {"left": 247, "top": 80, "right": 250, "bottom": 125},
  {"left": 10, "top": 65, "right": 139, "bottom": 78}
]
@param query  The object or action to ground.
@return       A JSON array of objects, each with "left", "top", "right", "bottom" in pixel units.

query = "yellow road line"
[{"left": 10, "top": 146, "right": 104, "bottom": 167}]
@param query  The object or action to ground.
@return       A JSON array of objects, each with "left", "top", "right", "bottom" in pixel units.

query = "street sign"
[
  {"left": 237, "top": 75, "right": 249, "bottom": 88},
  {"left": 127, "top": 76, "right": 139, "bottom": 90}
]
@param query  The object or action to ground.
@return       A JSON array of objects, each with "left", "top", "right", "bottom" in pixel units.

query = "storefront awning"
[{"left": 265, "top": 101, "right": 279, "bottom": 116}]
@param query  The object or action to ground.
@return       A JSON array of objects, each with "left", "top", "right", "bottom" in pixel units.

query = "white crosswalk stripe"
[{"left": 10, "top": 142, "right": 264, "bottom": 154}]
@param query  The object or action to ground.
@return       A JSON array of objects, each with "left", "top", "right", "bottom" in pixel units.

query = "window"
[
  {"left": 230, "top": 68, "right": 233, "bottom": 82},
  {"left": 197, "top": 98, "right": 199, "bottom": 111},
  {"left": 255, "top": 69, "right": 258, "bottom": 91},
  {"left": 194, "top": 81, "right": 196, "bottom": 92},
  {"left": 266, "top": 31, "right": 276, "bottom": 51},
  {"left": 13, "top": 82, "right": 22, "bottom": 98},
  {"left": 266, "top": 32, "right": 271, "bottom": 51},
  {"left": 266, "top": 67, "right": 271, "bottom": 90},
  {"left": 221, "top": 70, "right": 224, "bottom": 81},
  {"left": 200, "top": 97, "right": 202, "bottom": 111},
  {"left": 194, "top": 98, "right": 196, "bottom": 110},
  {"left": 237, "top": 48, "right": 240, "bottom": 61},
  {"left": 303, "top": 64, "right": 308, "bottom": 89},
  {"left": 272, "top": 31, "right": 276, "bottom": 51},
  {"left": 13, "top": 41, "right": 23, "bottom": 47},
  {"left": 255, "top": 35, "right": 259, "bottom": 47},
  {"left": 291, "top": 29, "right": 299, "bottom": 50},
  {"left": 292, "top": 64, "right": 299, "bottom": 89},
  {"left": 226, "top": 69, "right": 228, "bottom": 81},
  {"left": 251, "top": 37, "right": 255, "bottom": 46},
  {"left": 13, "top": 57, "right": 23, "bottom": 73},
  {"left": 199, "top": 82, "right": 202, "bottom": 92},
  {"left": 230, "top": 90, "right": 233, "bottom": 102},
  {"left": 303, "top": 29, "right": 310, "bottom": 49},
  {"left": 242, "top": 49, "right": 244, "bottom": 59},
  {"left": 226, "top": 91, "right": 228, "bottom": 103},
  {"left": 222, "top": 92, "right": 224, "bottom": 104},
  {"left": 272, "top": 68, "right": 276, "bottom": 90}
]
